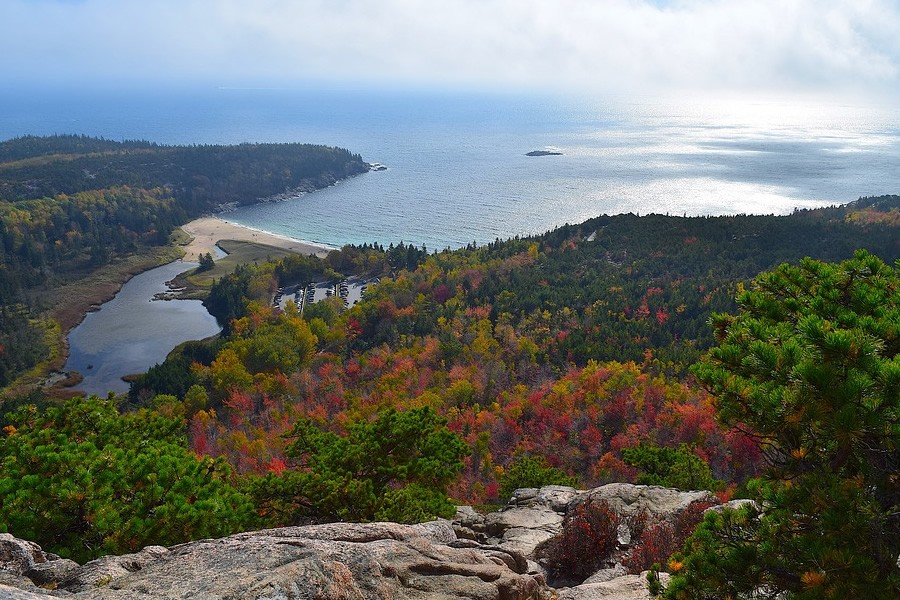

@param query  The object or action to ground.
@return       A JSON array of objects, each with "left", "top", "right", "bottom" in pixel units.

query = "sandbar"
[{"left": 180, "top": 217, "right": 334, "bottom": 261}]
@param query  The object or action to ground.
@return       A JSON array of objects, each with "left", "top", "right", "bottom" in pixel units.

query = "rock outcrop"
[
  {"left": 0, "top": 484, "right": 717, "bottom": 599},
  {"left": 454, "top": 483, "right": 717, "bottom": 599},
  {"left": 583, "top": 483, "right": 715, "bottom": 520},
  {"left": 0, "top": 533, "right": 79, "bottom": 597},
  {"left": 555, "top": 572, "right": 671, "bottom": 600},
  {"left": 1, "top": 522, "right": 547, "bottom": 600}
]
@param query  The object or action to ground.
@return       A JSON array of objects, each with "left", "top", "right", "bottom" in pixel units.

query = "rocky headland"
[{"left": 0, "top": 484, "right": 736, "bottom": 599}]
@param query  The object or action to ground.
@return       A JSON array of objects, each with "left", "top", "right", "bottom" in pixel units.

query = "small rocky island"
[{"left": 526, "top": 150, "right": 563, "bottom": 156}]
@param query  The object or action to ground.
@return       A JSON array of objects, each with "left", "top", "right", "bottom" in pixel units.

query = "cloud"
[{"left": 3, "top": 0, "right": 899, "bottom": 94}]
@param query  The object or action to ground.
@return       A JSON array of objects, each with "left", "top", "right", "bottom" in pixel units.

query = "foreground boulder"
[
  {"left": 460, "top": 484, "right": 716, "bottom": 564},
  {"left": 455, "top": 483, "right": 718, "bottom": 598},
  {"left": 556, "top": 572, "right": 671, "bottom": 600},
  {"left": 583, "top": 483, "right": 716, "bottom": 521},
  {"left": 0, "top": 533, "right": 79, "bottom": 597},
  {"left": 1, "top": 522, "right": 548, "bottom": 599}
]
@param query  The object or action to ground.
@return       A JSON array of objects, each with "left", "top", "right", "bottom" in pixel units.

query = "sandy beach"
[{"left": 180, "top": 217, "right": 334, "bottom": 261}]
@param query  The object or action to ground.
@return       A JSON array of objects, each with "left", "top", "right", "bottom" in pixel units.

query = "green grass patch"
[
  {"left": 169, "top": 227, "right": 193, "bottom": 248},
  {"left": 183, "top": 240, "right": 299, "bottom": 290}
]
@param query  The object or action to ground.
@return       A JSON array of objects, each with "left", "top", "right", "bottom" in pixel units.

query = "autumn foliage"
[
  {"left": 537, "top": 498, "right": 623, "bottom": 585},
  {"left": 4, "top": 137, "right": 899, "bottom": 573},
  {"left": 128, "top": 198, "right": 899, "bottom": 514}
]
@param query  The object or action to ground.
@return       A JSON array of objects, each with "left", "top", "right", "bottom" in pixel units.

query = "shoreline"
[
  {"left": 37, "top": 218, "right": 332, "bottom": 395},
  {"left": 13, "top": 245, "right": 184, "bottom": 399},
  {"left": 180, "top": 217, "right": 336, "bottom": 261}
]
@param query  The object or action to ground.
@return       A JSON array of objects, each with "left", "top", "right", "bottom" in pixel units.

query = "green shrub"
[
  {"left": 251, "top": 406, "right": 468, "bottom": 524},
  {"left": 667, "top": 251, "right": 900, "bottom": 598},
  {"left": 0, "top": 396, "right": 256, "bottom": 562},
  {"left": 498, "top": 454, "right": 577, "bottom": 501}
]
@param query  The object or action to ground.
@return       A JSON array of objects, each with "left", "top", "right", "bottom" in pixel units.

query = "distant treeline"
[
  {"left": 0, "top": 134, "right": 368, "bottom": 206},
  {"left": 0, "top": 135, "right": 369, "bottom": 387}
]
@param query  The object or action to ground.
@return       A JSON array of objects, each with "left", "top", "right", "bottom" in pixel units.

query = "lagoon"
[{"left": 64, "top": 261, "right": 221, "bottom": 397}]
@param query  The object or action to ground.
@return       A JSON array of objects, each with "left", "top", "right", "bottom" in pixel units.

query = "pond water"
[{"left": 64, "top": 261, "right": 221, "bottom": 397}]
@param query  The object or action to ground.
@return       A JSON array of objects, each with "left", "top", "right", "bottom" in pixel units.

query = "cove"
[{"left": 64, "top": 261, "right": 221, "bottom": 397}]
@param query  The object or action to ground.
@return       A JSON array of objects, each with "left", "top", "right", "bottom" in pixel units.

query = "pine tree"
[
  {"left": 0, "top": 396, "right": 256, "bottom": 562},
  {"left": 251, "top": 406, "right": 468, "bottom": 524},
  {"left": 665, "top": 251, "right": 900, "bottom": 598},
  {"left": 197, "top": 251, "right": 215, "bottom": 272}
]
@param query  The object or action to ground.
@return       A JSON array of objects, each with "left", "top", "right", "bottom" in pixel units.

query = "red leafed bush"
[
  {"left": 625, "top": 521, "right": 679, "bottom": 573},
  {"left": 624, "top": 500, "right": 717, "bottom": 573},
  {"left": 537, "top": 498, "right": 622, "bottom": 585}
]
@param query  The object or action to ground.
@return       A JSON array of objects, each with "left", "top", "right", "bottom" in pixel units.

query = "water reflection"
[{"left": 65, "top": 261, "right": 221, "bottom": 396}]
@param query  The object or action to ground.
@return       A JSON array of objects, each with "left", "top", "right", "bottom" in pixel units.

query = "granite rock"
[{"left": 2, "top": 522, "right": 549, "bottom": 600}]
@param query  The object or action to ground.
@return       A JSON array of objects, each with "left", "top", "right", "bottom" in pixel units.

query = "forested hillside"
[
  {"left": 0, "top": 134, "right": 368, "bottom": 205},
  {"left": 0, "top": 136, "right": 897, "bottom": 575},
  {"left": 0, "top": 135, "right": 369, "bottom": 388},
  {"left": 130, "top": 195, "right": 898, "bottom": 504}
]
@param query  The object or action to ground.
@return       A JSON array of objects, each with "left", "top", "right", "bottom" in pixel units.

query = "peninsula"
[{"left": 0, "top": 135, "right": 369, "bottom": 392}]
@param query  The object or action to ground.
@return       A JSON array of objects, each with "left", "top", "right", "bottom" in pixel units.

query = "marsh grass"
[
  {"left": 176, "top": 240, "right": 299, "bottom": 295},
  {"left": 9, "top": 233, "right": 304, "bottom": 399}
]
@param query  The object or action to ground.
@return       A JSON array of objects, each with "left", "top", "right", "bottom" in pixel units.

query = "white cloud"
[{"left": 2, "top": 0, "right": 899, "bottom": 94}]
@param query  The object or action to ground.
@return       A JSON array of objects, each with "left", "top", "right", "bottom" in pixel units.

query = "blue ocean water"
[{"left": 2, "top": 86, "right": 898, "bottom": 249}]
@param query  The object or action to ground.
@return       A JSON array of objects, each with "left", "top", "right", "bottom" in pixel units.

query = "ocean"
[{"left": 2, "top": 86, "right": 898, "bottom": 250}]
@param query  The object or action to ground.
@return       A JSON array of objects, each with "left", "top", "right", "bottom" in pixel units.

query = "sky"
[{"left": 2, "top": 0, "right": 900, "bottom": 97}]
